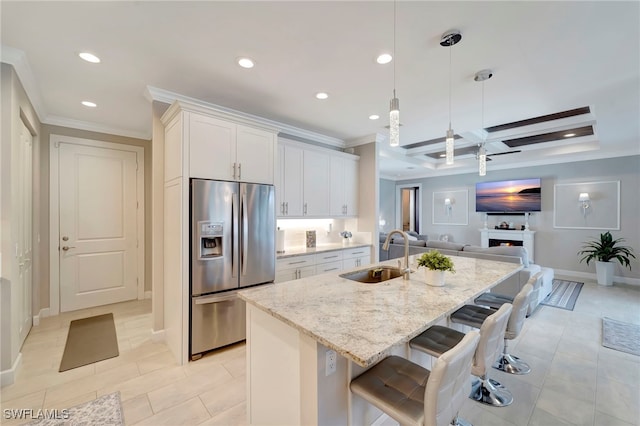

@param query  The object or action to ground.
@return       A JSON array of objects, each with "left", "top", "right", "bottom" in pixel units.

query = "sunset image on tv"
[{"left": 475, "top": 178, "right": 541, "bottom": 212}]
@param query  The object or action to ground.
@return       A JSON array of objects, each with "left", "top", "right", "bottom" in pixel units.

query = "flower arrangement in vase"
[
  {"left": 340, "top": 230, "right": 353, "bottom": 245},
  {"left": 416, "top": 250, "right": 455, "bottom": 287}
]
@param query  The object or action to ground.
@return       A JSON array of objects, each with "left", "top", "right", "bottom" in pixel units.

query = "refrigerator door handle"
[
  {"left": 194, "top": 293, "right": 237, "bottom": 305},
  {"left": 231, "top": 192, "right": 238, "bottom": 278},
  {"left": 241, "top": 191, "right": 248, "bottom": 276}
]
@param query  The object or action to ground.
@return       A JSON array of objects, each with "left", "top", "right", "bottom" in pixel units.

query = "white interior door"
[
  {"left": 58, "top": 143, "right": 139, "bottom": 312},
  {"left": 17, "top": 120, "right": 33, "bottom": 345}
]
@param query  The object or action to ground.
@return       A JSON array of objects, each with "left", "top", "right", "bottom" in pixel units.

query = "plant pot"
[
  {"left": 595, "top": 261, "right": 614, "bottom": 286},
  {"left": 425, "top": 269, "right": 446, "bottom": 287}
]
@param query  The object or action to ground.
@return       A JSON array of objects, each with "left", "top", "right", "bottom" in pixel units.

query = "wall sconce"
[
  {"left": 579, "top": 192, "right": 590, "bottom": 217},
  {"left": 444, "top": 198, "right": 453, "bottom": 216}
]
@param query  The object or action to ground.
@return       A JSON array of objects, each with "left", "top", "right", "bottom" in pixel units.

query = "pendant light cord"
[
  {"left": 393, "top": 0, "right": 397, "bottom": 96},
  {"left": 448, "top": 37, "right": 452, "bottom": 130},
  {"left": 482, "top": 79, "right": 485, "bottom": 132}
]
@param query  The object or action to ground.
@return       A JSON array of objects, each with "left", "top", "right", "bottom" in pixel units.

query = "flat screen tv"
[{"left": 475, "top": 178, "right": 541, "bottom": 213}]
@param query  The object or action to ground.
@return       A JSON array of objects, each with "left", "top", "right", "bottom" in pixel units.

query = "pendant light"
[
  {"left": 474, "top": 69, "right": 493, "bottom": 176},
  {"left": 389, "top": 0, "right": 400, "bottom": 147},
  {"left": 478, "top": 144, "right": 487, "bottom": 176},
  {"left": 440, "top": 30, "right": 462, "bottom": 165}
]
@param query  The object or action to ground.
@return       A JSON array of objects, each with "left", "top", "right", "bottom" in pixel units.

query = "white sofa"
[
  {"left": 460, "top": 245, "right": 554, "bottom": 312},
  {"left": 379, "top": 235, "right": 554, "bottom": 313}
]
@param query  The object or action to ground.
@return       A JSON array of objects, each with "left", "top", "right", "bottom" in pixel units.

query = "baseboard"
[
  {"left": 0, "top": 353, "right": 22, "bottom": 388},
  {"left": 151, "top": 328, "right": 165, "bottom": 343},
  {"left": 32, "top": 307, "right": 51, "bottom": 326},
  {"left": 554, "top": 269, "right": 640, "bottom": 286},
  {"left": 144, "top": 291, "right": 152, "bottom": 299}
]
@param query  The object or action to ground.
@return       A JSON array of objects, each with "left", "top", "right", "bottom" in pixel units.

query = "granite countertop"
[
  {"left": 239, "top": 255, "right": 523, "bottom": 367},
  {"left": 277, "top": 242, "right": 371, "bottom": 259}
]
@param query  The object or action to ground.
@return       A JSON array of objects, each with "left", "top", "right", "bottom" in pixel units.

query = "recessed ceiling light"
[
  {"left": 82, "top": 101, "right": 97, "bottom": 108},
  {"left": 439, "top": 154, "right": 446, "bottom": 158},
  {"left": 237, "top": 57, "right": 255, "bottom": 68},
  {"left": 564, "top": 133, "right": 576, "bottom": 137},
  {"left": 315, "top": 92, "right": 329, "bottom": 100},
  {"left": 369, "top": 114, "right": 380, "bottom": 120},
  {"left": 376, "top": 53, "right": 392, "bottom": 64},
  {"left": 78, "top": 52, "right": 101, "bottom": 63}
]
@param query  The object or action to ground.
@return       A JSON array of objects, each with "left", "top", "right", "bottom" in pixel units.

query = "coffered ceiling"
[{"left": 2, "top": 1, "right": 639, "bottom": 179}]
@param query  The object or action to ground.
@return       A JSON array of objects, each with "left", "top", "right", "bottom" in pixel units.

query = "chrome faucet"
[{"left": 382, "top": 229, "right": 411, "bottom": 280}]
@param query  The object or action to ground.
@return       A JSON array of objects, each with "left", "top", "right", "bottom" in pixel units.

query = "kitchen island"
[{"left": 239, "top": 255, "right": 523, "bottom": 425}]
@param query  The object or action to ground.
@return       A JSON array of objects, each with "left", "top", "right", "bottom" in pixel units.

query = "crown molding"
[
  {"left": 1, "top": 45, "right": 47, "bottom": 122},
  {"left": 44, "top": 115, "right": 151, "bottom": 140},
  {"left": 345, "top": 132, "right": 387, "bottom": 148},
  {"left": 146, "top": 85, "right": 345, "bottom": 147}
]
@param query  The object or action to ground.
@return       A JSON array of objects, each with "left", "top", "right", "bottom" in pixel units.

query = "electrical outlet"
[{"left": 325, "top": 349, "right": 337, "bottom": 376}]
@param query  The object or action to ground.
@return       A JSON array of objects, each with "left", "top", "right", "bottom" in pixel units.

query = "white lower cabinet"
[
  {"left": 276, "top": 265, "right": 316, "bottom": 283},
  {"left": 276, "top": 246, "right": 371, "bottom": 283},
  {"left": 343, "top": 247, "right": 371, "bottom": 269},
  {"left": 276, "top": 254, "right": 316, "bottom": 283}
]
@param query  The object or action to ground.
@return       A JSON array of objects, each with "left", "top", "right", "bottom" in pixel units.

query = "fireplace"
[
  {"left": 480, "top": 229, "right": 535, "bottom": 263},
  {"left": 489, "top": 238, "right": 524, "bottom": 248}
]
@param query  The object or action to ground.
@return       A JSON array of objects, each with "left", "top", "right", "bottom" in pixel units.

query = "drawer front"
[
  {"left": 315, "top": 251, "right": 343, "bottom": 264},
  {"left": 315, "top": 260, "right": 343, "bottom": 274},
  {"left": 276, "top": 254, "right": 316, "bottom": 271},
  {"left": 343, "top": 247, "right": 370, "bottom": 259}
]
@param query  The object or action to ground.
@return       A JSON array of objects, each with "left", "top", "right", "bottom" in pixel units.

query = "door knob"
[
  {"left": 62, "top": 246, "right": 76, "bottom": 251},
  {"left": 62, "top": 236, "right": 69, "bottom": 241}
]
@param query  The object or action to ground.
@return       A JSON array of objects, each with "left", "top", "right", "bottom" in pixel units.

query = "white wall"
[
  {"left": 1, "top": 63, "right": 41, "bottom": 375},
  {"left": 387, "top": 156, "right": 640, "bottom": 280},
  {"left": 353, "top": 142, "right": 379, "bottom": 260},
  {"left": 379, "top": 178, "right": 396, "bottom": 233}
]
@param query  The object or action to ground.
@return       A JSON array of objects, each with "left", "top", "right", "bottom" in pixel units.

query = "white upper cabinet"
[
  {"left": 277, "top": 138, "right": 359, "bottom": 218},
  {"left": 190, "top": 114, "right": 236, "bottom": 181},
  {"left": 189, "top": 112, "right": 275, "bottom": 184},
  {"left": 330, "top": 156, "right": 359, "bottom": 216},
  {"left": 236, "top": 125, "right": 275, "bottom": 184},
  {"left": 277, "top": 144, "right": 303, "bottom": 217},
  {"left": 303, "top": 150, "right": 330, "bottom": 216}
]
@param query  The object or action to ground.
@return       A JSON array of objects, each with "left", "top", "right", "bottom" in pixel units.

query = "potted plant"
[
  {"left": 578, "top": 231, "right": 636, "bottom": 286},
  {"left": 416, "top": 250, "right": 455, "bottom": 287}
]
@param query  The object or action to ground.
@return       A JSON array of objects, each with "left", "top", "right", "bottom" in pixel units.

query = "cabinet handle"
[
  {"left": 280, "top": 202, "right": 284, "bottom": 214},
  {"left": 238, "top": 163, "right": 242, "bottom": 180},
  {"left": 324, "top": 255, "right": 339, "bottom": 259},
  {"left": 288, "top": 260, "right": 307, "bottom": 265},
  {"left": 232, "top": 163, "right": 237, "bottom": 180},
  {"left": 343, "top": 204, "right": 346, "bottom": 215},
  {"left": 324, "top": 267, "right": 339, "bottom": 272},
  {"left": 304, "top": 203, "right": 308, "bottom": 215},
  {"left": 285, "top": 202, "right": 288, "bottom": 215}
]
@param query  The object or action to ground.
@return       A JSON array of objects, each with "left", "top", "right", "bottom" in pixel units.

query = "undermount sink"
[{"left": 339, "top": 266, "right": 404, "bottom": 283}]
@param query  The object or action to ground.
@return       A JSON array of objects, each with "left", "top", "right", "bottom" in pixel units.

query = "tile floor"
[{"left": 1, "top": 275, "right": 639, "bottom": 425}]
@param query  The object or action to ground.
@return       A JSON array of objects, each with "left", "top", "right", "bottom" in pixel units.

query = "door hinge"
[
  {"left": 136, "top": 239, "right": 139, "bottom": 248},
  {"left": 137, "top": 201, "right": 139, "bottom": 209}
]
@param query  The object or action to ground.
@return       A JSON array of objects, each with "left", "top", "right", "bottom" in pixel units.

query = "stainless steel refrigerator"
[{"left": 190, "top": 178, "right": 275, "bottom": 359}]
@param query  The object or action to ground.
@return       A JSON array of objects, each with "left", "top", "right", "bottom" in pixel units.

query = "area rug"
[
  {"left": 540, "top": 279, "right": 583, "bottom": 311},
  {"left": 602, "top": 317, "right": 640, "bottom": 356},
  {"left": 25, "top": 392, "right": 123, "bottom": 426},
  {"left": 59, "top": 313, "right": 119, "bottom": 372}
]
